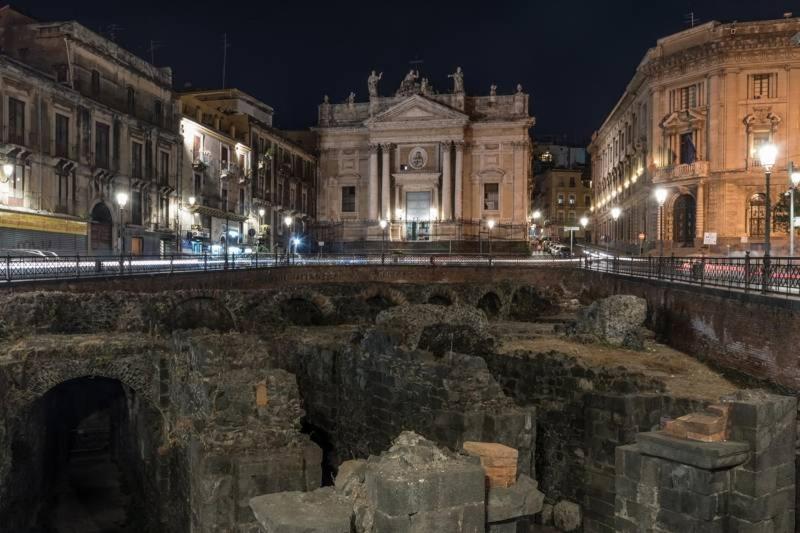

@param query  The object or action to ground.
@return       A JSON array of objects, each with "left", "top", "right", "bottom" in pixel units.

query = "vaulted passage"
[{"left": 1, "top": 377, "right": 164, "bottom": 532}]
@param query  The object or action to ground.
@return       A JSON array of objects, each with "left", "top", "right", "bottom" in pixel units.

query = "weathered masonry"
[{"left": 0, "top": 267, "right": 798, "bottom": 531}]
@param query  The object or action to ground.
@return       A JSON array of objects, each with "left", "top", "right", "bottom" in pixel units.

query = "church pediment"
[{"left": 365, "top": 95, "right": 468, "bottom": 128}]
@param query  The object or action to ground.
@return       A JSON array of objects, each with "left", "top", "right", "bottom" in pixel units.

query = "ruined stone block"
[
  {"left": 249, "top": 487, "right": 353, "bottom": 533},
  {"left": 553, "top": 500, "right": 582, "bottom": 531},
  {"left": 486, "top": 474, "right": 544, "bottom": 523},
  {"left": 462, "top": 441, "right": 518, "bottom": 488}
]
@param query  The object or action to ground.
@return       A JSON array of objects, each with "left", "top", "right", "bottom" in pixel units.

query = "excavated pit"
[{"left": 0, "top": 281, "right": 759, "bottom": 532}]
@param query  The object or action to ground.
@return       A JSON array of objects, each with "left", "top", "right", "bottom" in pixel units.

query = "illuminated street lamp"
[
  {"left": 758, "top": 143, "right": 777, "bottom": 256},
  {"left": 654, "top": 187, "right": 668, "bottom": 257},
  {"left": 283, "top": 215, "right": 294, "bottom": 263},
  {"left": 789, "top": 162, "right": 800, "bottom": 257},
  {"left": 610, "top": 206, "right": 621, "bottom": 253},
  {"left": 116, "top": 191, "right": 129, "bottom": 256},
  {"left": 188, "top": 196, "right": 196, "bottom": 206},
  {"left": 487, "top": 219, "right": 496, "bottom": 257},
  {"left": 0, "top": 162, "right": 13, "bottom": 182},
  {"left": 580, "top": 216, "right": 589, "bottom": 242},
  {"left": 379, "top": 219, "right": 388, "bottom": 260}
]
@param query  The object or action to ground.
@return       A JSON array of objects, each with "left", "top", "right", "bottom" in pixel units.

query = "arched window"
[{"left": 748, "top": 193, "right": 766, "bottom": 237}]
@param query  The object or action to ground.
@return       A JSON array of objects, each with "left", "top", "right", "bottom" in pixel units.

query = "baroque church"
[{"left": 314, "top": 68, "right": 534, "bottom": 244}]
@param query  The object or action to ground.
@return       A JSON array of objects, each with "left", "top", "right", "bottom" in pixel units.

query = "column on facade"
[
  {"left": 454, "top": 142, "right": 464, "bottom": 219},
  {"left": 368, "top": 144, "right": 379, "bottom": 220},
  {"left": 695, "top": 182, "right": 705, "bottom": 239},
  {"left": 381, "top": 144, "right": 392, "bottom": 220},
  {"left": 441, "top": 141, "right": 452, "bottom": 220}
]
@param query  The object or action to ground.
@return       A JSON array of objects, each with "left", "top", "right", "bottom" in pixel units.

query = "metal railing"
[
  {"left": 0, "top": 251, "right": 577, "bottom": 283},
  {"left": 582, "top": 252, "right": 800, "bottom": 297}
]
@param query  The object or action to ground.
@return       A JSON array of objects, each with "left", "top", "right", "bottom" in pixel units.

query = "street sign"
[
  {"left": 563, "top": 226, "right": 580, "bottom": 232},
  {"left": 703, "top": 232, "right": 717, "bottom": 245}
]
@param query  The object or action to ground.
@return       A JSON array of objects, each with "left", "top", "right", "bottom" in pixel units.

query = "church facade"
[{"left": 314, "top": 69, "right": 533, "bottom": 244}]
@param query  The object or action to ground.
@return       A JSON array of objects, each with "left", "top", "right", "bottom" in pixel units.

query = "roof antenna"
[
  {"left": 148, "top": 40, "right": 161, "bottom": 65},
  {"left": 683, "top": 5, "right": 699, "bottom": 27},
  {"left": 222, "top": 33, "right": 231, "bottom": 89}
]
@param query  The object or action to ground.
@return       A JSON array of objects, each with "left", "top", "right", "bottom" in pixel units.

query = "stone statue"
[
  {"left": 516, "top": 84, "right": 523, "bottom": 94},
  {"left": 323, "top": 94, "right": 329, "bottom": 104},
  {"left": 448, "top": 67, "right": 464, "bottom": 94},
  {"left": 367, "top": 70, "right": 383, "bottom": 97},
  {"left": 396, "top": 69, "right": 420, "bottom": 96},
  {"left": 420, "top": 77, "right": 430, "bottom": 95},
  {"left": 490, "top": 84, "right": 497, "bottom": 97},
  {"left": 347, "top": 92, "right": 355, "bottom": 105}
]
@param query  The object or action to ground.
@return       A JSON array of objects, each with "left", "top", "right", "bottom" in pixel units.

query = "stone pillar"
[
  {"left": 454, "top": 142, "right": 464, "bottom": 219},
  {"left": 368, "top": 144, "right": 379, "bottom": 220},
  {"left": 441, "top": 141, "right": 452, "bottom": 220},
  {"left": 695, "top": 183, "right": 705, "bottom": 241},
  {"left": 381, "top": 144, "right": 391, "bottom": 220}
]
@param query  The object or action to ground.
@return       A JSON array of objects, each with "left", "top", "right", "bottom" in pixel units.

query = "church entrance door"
[{"left": 405, "top": 191, "right": 432, "bottom": 241}]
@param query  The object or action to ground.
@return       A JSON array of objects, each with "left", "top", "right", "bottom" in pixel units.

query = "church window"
[
  {"left": 341, "top": 186, "right": 356, "bottom": 213},
  {"left": 483, "top": 183, "right": 499, "bottom": 211}
]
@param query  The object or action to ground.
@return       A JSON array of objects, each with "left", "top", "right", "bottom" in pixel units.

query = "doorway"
[
  {"left": 90, "top": 203, "right": 113, "bottom": 254},
  {"left": 673, "top": 194, "right": 696, "bottom": 246},
  {"left": 405, "top": 191, "right": 432, "bottom": 241}
]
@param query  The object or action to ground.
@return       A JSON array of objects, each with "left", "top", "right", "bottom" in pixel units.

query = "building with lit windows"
[
  {"left": 179, "top": 90, "right": 317, "bottom": 254},
  {"left": 532, "top": 168, "right": 592, "bottom": 242},
  {"left": 590, "top": 17, "right": 800, "bottom": 254},
  {"left": 314, "top": 69, "right": 533, "bottom": 247},
  {"left": 0, "top": 6, "right": 181, "bottom": 255}
]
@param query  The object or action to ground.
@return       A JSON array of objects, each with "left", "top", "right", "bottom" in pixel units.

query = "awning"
[{"left": 188, "top": 205, "right": 248, "bottom": 222}]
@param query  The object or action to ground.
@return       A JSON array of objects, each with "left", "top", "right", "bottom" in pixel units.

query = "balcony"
[{"left": 653, "top": 160, "right": 709, "bottom": 182}]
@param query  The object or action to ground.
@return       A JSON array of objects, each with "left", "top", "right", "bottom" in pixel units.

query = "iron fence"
[
  {"left": 0, "top": 251, "right": 576, "bottom": 283},
  {"left": 583, "top": 253, "right": 800, "bottom": 297}
]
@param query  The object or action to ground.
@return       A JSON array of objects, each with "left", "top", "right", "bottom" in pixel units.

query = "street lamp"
[
  {"left": 758, "top": 143, "right": 778, "bottom": 256},
  {"left": 116, "top": 191, "right": 128, "bottom": 255},
  {"left": 188, "top": 196, "right": 196, "bottom": 206},
  {"left": 1, "top": 163, "right": 13, "bottom": 181},
  {"left": 379, "top": 219, "right": 388, "bottom": 260},
  {"left": 654, "top": 187, "right": 668, "bottom": 257},
  {"left": 487, "top": 219, "right": 496, "bottom": 257},
  {"left": 284, "top": 215, "right": 293, "bottom": 263},
  {"left": 610, "top": 206, "right": 621, "bottom": 253},
  {"left": 580, "top": 216, "right": 589, "bottom": 240}
]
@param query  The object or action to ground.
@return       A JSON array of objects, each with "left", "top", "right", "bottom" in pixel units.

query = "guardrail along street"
[
  {"left": 0, "top": 252, "right": 578, "bottom": 283},
  {"left": 582, "top": 253, "right": 800, "bottom": 297}
]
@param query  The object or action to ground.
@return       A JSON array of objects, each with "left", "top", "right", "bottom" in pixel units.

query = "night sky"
[{"left": 10, "top": 0, "right": 798, "bottom": 143}]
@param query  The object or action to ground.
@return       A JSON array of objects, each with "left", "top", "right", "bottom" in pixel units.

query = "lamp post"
[
  {"left": 116, "top": 191, "right": 128, "bottom": 255},
  {"left": 487, "top": 219, "right": 496, "bottom": 258},
  {"left": 758, "top": 143, "right": 778, "bottom": 256},
  {"left": 284, "top": 215, "right": 293, "bottom": 264},
  {"left": 379, "top": 219, "right": 387, "bottom": 262},
  {"left": 610, "top": 207, "right": 621, "bottom": 253},
  {"left": 789, "top": 162, "right": 800, "bottom": 257},
  {"left": 532, "top": 210, "right": 541, "bottom": 240},
  {"left": 654, "top": 187, "right": 668, "bottom": 257},
  {"left": 258, "top": 208, "right": 266, "bottom": 252},
  {"left": 579, "top": 216, "right": 589, "bottom": 253}
]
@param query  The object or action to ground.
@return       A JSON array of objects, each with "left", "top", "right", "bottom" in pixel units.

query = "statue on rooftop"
[
  {"left": 347, "top": 92, "right": 355, "bottom": 105},
  {"left": 368, "top": 70, "right": 383, "bottom": 97},
  {"left": 490, "top": 83, "right": 497, "bottom": 97},
  {"left": 449, "top": 67, "right": 464, "bottom": 94}
]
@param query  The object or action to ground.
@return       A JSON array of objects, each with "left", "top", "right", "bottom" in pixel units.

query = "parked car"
[{"left": 0, "top": 249, "right": 59, "bottom": 258}]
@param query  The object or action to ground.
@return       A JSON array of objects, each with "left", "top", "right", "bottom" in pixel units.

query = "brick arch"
[
  {"left": 358, "top": 286, "right": 409, "bottom": 307},
  {"left": 171, "top": 296, "right": 236, "bottom": 331},
  {"left": 476, "top": 290, "right": 503, "bottom": 319},
  {"left": 274, "top": 289, "right": 335, "bottom": 326},
  {"left": 425, "top": 287, "right": 459, "bottom": 306},
  {"left": 21, "top": 353, "right": 159, "bottom": 406}
]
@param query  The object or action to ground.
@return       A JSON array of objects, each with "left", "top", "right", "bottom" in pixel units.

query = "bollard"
[{"left": 744, "top": 251, "right": 751, "bottom": 292}]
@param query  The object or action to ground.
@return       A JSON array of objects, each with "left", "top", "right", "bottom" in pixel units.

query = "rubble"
[
  {"left": 249, "top": 487, "right": 353, "bottom": 533},
  {"left": 564, "top": 294, "right": 647, "bottom": 348},
  {"left": 374, "top": 304, "right": 489, "bottom": 350},
  {"left": 553, "top": 500, "right": 582, "bottom": 531}
]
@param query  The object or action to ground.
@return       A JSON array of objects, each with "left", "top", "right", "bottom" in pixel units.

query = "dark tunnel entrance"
[{"left": 2, "top": 377, "right": 164, "bottom": 533}]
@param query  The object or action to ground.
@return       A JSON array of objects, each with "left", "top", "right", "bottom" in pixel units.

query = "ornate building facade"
[
  {"left": 0, "top": 6, "right": 181, "bottom": 255},
  {"left": 590, "top": 17, "right": 800, "bottom": 254},
  {"left": 178, "top": 89, "right": 317, "bottom": 254},
  {"left": 314, "top": 69, "right": 533, "bottom": 244}
]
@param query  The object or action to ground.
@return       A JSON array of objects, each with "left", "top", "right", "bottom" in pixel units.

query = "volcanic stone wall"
[{"left": 483, "top": 351, "right": 707, "bottom": 532}]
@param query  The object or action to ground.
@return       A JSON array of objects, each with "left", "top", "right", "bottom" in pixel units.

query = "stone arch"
[
  {"left": 426, "top": 287, "right": 458, "bottom": 306},
  {"left": 23, "top": 353, "right": 159, "bottom": 406},
  {"left": 171, "top": 296, "right": 236, "bottom": 331},
  {"left": 359, "top": 286, "right": 408, "bottom": 311},
  {"left": 275, "top": 290, "right": 334, "bottom": 326},
  {"left": 509, "top": 286, "right": 560, "bottom": 321},
  {"left": 476, "top": 291, "right": 502, "bottom": 319}
]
